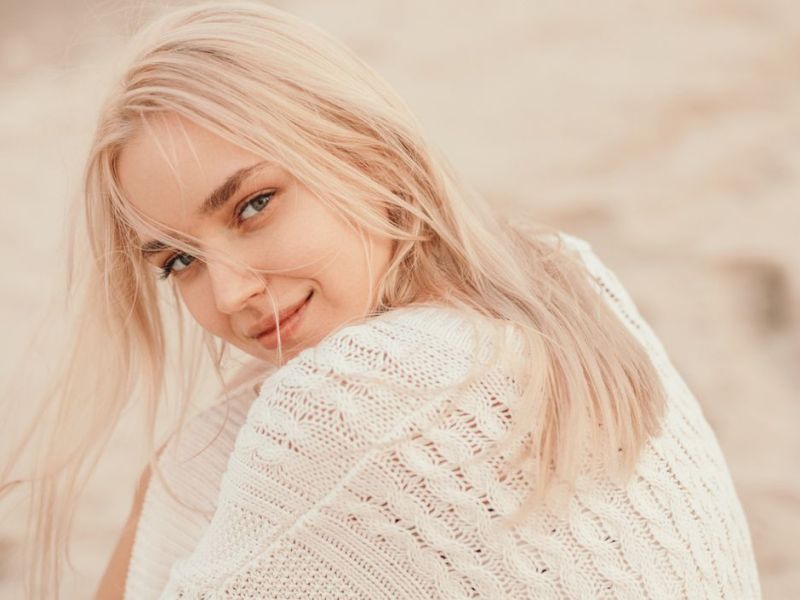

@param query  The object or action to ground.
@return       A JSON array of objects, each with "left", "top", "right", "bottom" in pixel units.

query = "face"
[{"left": 117, "top": 113, "right": 394, "bottom": 364}]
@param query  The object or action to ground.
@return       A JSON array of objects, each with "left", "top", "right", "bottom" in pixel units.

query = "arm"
[
  {"left": 155, "top": 311, "right": 516, "bottom": 600},
  {"left": 157, "top": 310, "right": 513, "bottom": 597},
  {"left": 94, "top": 464, "right": 152, "bottom": 599},
  {"left": 157, "top": 318, "right": 449, "bottom": 595},
  {"left": 94, "top": 359, "right": 273, "bottom": 598}
]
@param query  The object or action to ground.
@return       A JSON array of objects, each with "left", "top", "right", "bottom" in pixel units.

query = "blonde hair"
[{"left": 0, "top": 2, "right": 666, "bottom": 597}]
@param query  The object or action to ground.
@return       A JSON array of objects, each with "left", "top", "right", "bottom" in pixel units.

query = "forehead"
[{"left": 117, "top": 114, "right": 265, "bottom": 227}]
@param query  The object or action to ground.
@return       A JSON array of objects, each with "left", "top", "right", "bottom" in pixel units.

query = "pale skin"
[
  {"left": 94, "top": 459, "right": 152, "bottom": 599},
  {"left": 94, "top": 113, "right": 394, "bottom": 596}
]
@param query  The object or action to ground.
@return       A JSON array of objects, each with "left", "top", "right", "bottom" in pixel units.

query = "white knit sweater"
[{"left": 124, "top": 232, "right": 761, "bottom": 599}]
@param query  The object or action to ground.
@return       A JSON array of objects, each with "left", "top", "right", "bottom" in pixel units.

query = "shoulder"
[
  {"left": 551, "top": 230, "right": 594, "bottom": 253},
  {"left": 266, "top": 303, "right": 518, "bottom": 390},
  {"left": 239, "top": 303, "right": 525, "bottom": 450}
]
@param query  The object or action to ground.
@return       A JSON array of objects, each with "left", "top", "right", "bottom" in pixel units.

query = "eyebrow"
[{"left": 140, "top": 160, "right": 269, "bottom": 256}]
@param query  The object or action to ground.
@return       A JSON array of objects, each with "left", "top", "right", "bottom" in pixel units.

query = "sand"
[{"left": 0, "top": 0, "right": 797, "bottom": 597}]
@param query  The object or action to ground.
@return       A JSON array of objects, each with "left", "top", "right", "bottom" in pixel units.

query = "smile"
[{"left": 253, "top": 290, "right": 313, "bottom": 350}]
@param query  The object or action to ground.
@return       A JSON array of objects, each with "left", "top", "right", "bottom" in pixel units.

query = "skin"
[
  {"left": 95, "top": 113, "right": 394, "bottom": 596},
  {"left": 118, "top": 112, "right": 394, "bottom": 364},
  {"left": 95, "top": 461, "right": 152, "bottom": 599}
]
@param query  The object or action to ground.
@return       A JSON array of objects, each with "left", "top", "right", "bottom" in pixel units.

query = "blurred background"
[{"left": 0, "top": 0, "right": 798, "bottom": 597}]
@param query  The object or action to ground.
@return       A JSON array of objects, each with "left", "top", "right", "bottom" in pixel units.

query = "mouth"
[{"left": 250, "top": 290, "right": 314, "bottom": 349}]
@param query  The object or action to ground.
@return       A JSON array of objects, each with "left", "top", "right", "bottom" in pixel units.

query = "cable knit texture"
[{"left": 125, "top": 232, "right": 761, "bottom": 599}]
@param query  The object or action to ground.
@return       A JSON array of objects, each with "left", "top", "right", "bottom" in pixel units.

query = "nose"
[{"left": 206, "top": 258, "right": 266, "bottom": 314}]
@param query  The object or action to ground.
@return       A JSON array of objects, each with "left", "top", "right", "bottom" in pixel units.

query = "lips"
[{"left": 247, "top": 290, "right": 313, "bottom": 339}]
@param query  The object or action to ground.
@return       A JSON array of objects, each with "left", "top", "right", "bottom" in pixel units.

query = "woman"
[{"left": 2, "top": 2, "right": 761, "bottom": 598}]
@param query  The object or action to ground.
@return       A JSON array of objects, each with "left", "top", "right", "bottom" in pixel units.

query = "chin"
[{"left": 253, "top": 340, "right": 308, "bottom": 365}]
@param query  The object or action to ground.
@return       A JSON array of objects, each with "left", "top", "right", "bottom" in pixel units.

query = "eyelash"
[{"left": 158, "top": 190, "right": 276, "bottom": 280}]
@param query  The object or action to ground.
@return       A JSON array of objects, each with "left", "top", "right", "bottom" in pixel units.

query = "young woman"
[{"left": 2, "top": 2, "right": 761, "bottom": 598}]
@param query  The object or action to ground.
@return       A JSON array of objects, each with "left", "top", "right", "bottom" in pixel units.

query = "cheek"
[
  {"left": 315, "top": 226, "right": 392, "bottom": 308},
  {"left": 176, "top": 277, "right": 229, "bottom": 337},
  {"left": 246, "top": 210, "right": 343, "bottom": 280}
]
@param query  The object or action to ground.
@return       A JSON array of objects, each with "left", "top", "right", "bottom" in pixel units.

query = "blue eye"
[
  {"left": 159, "top": 253, "right": 196, "bottom": 279},
  {"left": 157, "top": 190, "right": 274, "bottom": 281},
  {"left": 238, "top": 191, "right": 275, "bottom": 221}
]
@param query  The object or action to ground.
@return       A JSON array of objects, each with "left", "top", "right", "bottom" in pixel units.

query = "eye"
[
  {"left": 238, "top": 191, "right": 275, "bottom": 221},
  {"left": 159, "top": 252, "right": 196, "bottom": 279}
]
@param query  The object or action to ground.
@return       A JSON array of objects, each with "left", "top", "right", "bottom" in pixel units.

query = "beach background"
[{"left": 0, "top": 0, "right": 798, "bottom": 597}]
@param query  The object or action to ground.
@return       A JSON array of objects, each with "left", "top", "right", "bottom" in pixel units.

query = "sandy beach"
[{"left": 0, "top": 0, "right": 797, "bottom": 597}]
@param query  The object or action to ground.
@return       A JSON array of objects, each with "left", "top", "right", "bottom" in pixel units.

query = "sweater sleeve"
[
  {"left": 159, "top": 234, "right": 762, "bottom": 599},
  {"left": 158, "top": 307, "right": 498, "bottom": 598}
]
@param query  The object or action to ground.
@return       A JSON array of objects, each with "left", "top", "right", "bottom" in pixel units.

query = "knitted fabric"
[{"left": 125, "top": 232, "right": 761, "bottom": 599}]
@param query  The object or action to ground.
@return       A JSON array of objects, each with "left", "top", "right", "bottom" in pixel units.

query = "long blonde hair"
[{"left": 0, "top": 2, "right": 666, "bottom": 597}]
